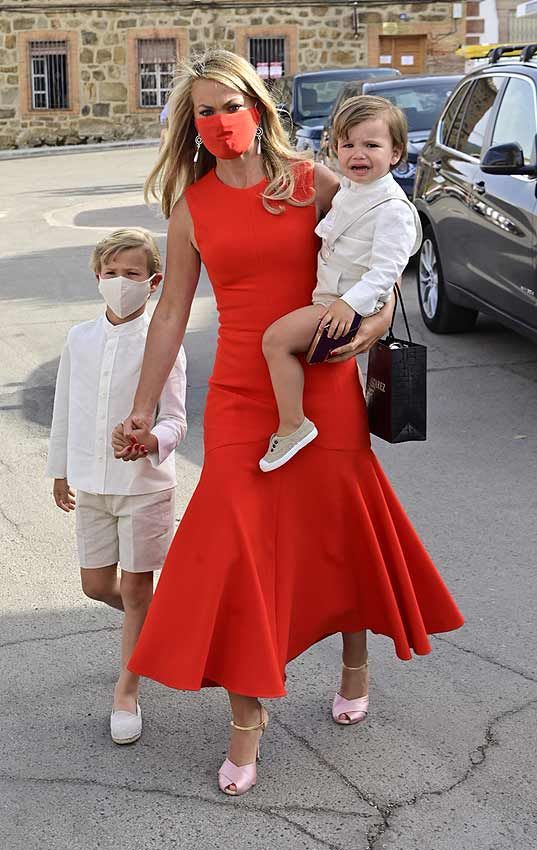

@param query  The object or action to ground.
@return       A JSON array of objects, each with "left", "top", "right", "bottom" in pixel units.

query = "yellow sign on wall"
[{"left": 382, "top": 22, "right": 399, "bottom": 35}]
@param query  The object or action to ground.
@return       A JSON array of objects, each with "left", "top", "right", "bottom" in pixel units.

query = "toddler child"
[
  {"left": 260, "top": 95, "right": 421, "bottom": 471},
  {"left": 47, "top": 228, "right": 187, "bottom": 744}
]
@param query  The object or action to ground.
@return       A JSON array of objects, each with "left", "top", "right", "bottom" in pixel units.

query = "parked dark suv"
[
  {"left": 413, "top": 44, "right": 537, "bottom": 341},
  {"left": 291, "top": 67, "right": 400, "bottom": 156}
]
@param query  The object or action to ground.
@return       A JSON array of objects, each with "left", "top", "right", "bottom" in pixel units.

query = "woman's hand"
[
  {"left": 121, "top": 413, "right": 153, "bottom": 442},
  {"left": 113, "top": 416, "right": 153, "bottom": 461},
  {"left": 327, "top": 293, "right": 396, "bottom": 363}
]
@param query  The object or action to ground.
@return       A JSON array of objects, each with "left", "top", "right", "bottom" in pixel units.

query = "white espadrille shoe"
[{"left": 110, "top": 702, "right": 142, "bottom": 745}]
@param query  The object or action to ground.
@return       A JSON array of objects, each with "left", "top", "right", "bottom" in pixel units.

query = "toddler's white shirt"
[
  {"left": 46, "top": 312, "right": 187, "bottom": 495},
  {"left": 313, "top": 172, "right": 421, "bottom": 316}
]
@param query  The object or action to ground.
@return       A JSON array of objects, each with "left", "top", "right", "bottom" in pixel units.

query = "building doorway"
[{"left": 378, "top": 35, "right": 427, "bottom": 74}]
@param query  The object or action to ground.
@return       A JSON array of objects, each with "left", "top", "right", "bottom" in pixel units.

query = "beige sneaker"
[{"left": 259, "top": 418, "right": 318, "bottom": 472}]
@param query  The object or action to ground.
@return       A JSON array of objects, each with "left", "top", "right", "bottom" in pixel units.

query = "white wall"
[{"left": 480, "top": 0, "right": 500, "bottom": 43}]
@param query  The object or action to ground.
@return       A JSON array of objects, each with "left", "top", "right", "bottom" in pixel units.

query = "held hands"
[
  {"left": 112, "top": 417, "right": 158, "bottom": 462},
  {"left": 319, "top": 298, "right": 357, "bottom": 340},
  {"left": 53, "top": 478, "right": 75, "bottom": 512}
]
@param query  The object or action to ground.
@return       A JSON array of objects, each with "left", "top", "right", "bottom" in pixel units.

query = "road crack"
[
  {"left": 366, "top": 696, "right": 537, "bottom": 850},
  {"left": 0, "top": 771, "right": 369, "bottom": 849},
  {"left": 274, "top": 716, "right": 384, "bottom": 816},
  {"left": 432, "top": 634, "right": 537, "bottom": 685},
  {"left": 0, "top": 505, "right": 23, "bottom": 533},
  {"left": 0, "top": 624, "right": 120, "bottom": 650},
  {"left": 0, "top": 457, "right": 18, "bottom": 475}
]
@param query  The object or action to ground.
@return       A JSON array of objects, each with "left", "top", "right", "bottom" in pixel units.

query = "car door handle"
[{"left": 473, "top": 180, "right": 486, "bottom": 195}]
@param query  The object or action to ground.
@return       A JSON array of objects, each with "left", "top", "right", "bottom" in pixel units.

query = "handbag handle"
[{"left": 386, "top": 282, "right": 412, "bottom": 344}]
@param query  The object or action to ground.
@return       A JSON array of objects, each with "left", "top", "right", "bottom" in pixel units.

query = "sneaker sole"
[{"left": 259, "top": 426, "right": 318, "bottom": 472}]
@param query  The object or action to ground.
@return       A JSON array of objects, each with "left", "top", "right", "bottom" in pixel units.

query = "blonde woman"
[{"left": 119, "top": 50, "right": 463, "bottom": 797}]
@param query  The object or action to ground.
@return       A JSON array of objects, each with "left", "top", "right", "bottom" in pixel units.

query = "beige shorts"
[
  {"left": 75, "top": 489, "right": 175, "bottom": 573},
  {"left": 312, "top": 295, "right": 339, "bottom": 308}
]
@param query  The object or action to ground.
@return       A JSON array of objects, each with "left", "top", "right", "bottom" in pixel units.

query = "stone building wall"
[{"left": 0, "top": 1, "right": 466, "bottom": 149}]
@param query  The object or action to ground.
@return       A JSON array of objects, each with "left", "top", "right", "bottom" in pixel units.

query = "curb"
[{"left": 0, "top": 138, "right": 159, "bottom": 162}]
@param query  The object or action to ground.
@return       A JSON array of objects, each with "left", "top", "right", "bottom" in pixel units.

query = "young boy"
[
  {"left": 260, "top": 95, "right": 421, "bottom": 471},
  {"left": 47, "top": 227, "right": 187, "bottom": 744}
]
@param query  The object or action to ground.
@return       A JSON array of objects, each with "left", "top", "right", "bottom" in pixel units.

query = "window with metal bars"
[
  {"left": 29, "top": 41, "right": 69, "bottom": 110},
  {"left": 138, "top": 38, "right": 176, "bottom": 107},
  {"left": 248, "top": 37, "right": 285, "bottom": 81}
]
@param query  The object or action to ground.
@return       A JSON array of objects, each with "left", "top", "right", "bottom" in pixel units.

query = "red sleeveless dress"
[{"left": 128, "top": 164, "right": 463, "bottom": 698}]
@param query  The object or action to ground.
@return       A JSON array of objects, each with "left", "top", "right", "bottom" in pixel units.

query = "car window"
[
  {"left": 456, "top": 76, "right": 504, "bottom": 158},
  {"left": 371, "top": 81, "right": 459, "bottom": 133},
  {"left": 440, "top": 82, "right": 472, "bottom": 146},
  {"left": 296, "top": 80, "right": 346, "bottom": 120},
  {"left": 296, "top": 70, "right": 401, "bottom": 123},
  {"left": 328, "top": 91, "right": 346, "bottom": 125},
  {"left": 330, "top": 78, "right": 394, "bottom": 122},
  {"left": 491, "top": 76, "right": 537, "bottom": 164},
  {"left": 336, "top": 85, "right": 362, "bottom": 111}
]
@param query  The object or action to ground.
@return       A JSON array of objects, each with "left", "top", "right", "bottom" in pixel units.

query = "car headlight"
[{"left": 392, "top": 161, "right": 417, "bottom": 178}]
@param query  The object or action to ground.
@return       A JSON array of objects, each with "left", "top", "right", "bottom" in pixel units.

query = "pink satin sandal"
[
  {"left": 218, "top": 707, "right": 269, "bottom": 796},
  {"left": 332, "top": 660, "right": 369, "bottom": 725}
]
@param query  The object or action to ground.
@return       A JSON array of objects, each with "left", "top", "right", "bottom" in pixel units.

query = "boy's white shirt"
[
  {"left": 46, "top": 311, "right": 187, "bottom": 495},
  {"left": 313, "top": 172, "right": 422, "bottom": 317}
]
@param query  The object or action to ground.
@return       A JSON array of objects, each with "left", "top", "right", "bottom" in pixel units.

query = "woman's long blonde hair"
[{"left": 145, "top": 49, "right": 313, "bottom": 218}]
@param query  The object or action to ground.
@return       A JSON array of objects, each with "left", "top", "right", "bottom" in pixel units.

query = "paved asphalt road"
[{"left": 1, "top": 147, "right": 536, "bottom": 850}]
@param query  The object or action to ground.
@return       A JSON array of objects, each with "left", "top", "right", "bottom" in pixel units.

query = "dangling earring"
[
  {"left": 255, "top": 126, "right": 263, "bottom": 155},
  {"left": 193, "top": 135, "right": 202, "bottom": 163}
]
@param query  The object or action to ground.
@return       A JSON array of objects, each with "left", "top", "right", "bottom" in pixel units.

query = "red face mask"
[{"left": 195, "top": 106, "right": 260, "bottom": 160}]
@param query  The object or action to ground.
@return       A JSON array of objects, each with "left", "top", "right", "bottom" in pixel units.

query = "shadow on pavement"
[
  {"left": 25, "top": 183, "right": 145, "bottom": 197},
  {"left": 21, "top": 359, "right": 60, "bottom": 429},
  {"left": 19, "top": 354, "right": 207, "bottom": 470},
  {"left": 0, "top": 241, "right": 213, "bottom": 302},
  {"left": 74, "top": 204, "right": 165, "bottom": 231}
]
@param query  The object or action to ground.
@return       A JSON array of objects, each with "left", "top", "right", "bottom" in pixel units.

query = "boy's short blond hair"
[
  {"left": 90, "top": 228, "right": 162, "bottom": 275},
  {"left": 332, "top": 95, "right": 408, "bottom": 166}
]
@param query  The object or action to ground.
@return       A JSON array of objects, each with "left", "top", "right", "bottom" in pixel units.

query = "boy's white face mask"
[{"left": 98, "top": 274, "right": 155, "bottom": 318}]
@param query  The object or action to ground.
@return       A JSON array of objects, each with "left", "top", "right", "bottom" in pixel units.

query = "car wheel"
[{"left": 417, "top": 226, "right": 478, "bottom": 333}]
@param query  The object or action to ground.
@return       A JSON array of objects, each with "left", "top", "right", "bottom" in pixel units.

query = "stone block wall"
[{"left": 0, "top": 1, "right": 466, "bottom": 149}]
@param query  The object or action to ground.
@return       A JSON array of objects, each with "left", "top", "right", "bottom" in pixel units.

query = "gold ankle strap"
[
  {"left": 230, "top": 709, "right": 267, "bottom": 732},
  {"left": 342, "top": 659, "right": 368, "bottom": 672}
]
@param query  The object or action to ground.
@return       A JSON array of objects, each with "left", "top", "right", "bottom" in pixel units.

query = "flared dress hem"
[{"left": 129, "top": 618, "right": 458, "bottom": 699}]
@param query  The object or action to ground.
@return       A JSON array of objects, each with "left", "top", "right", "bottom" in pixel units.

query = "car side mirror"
[{"left": 481, "top": 142, "right": 537, "bottom": 175}]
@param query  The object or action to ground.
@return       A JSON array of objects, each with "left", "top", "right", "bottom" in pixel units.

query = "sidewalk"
[{"left": 0, "top": 137, "right": 159, "bottom": 162}]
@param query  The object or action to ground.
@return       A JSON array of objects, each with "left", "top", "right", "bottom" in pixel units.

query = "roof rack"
[
  {"left": 488, "top": 43, "right": 537, "bottom": 63},
  {"left": 520, "top": 43, "right": 537, "bottom": 62}
]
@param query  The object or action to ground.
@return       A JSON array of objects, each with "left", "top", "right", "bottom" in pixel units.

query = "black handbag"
[{"left": 365, "top": 284, "right": 427, "bottom": 443}]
